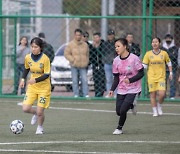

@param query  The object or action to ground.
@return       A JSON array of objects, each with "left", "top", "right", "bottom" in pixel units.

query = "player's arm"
[
  {"left": 19, "top": 68, "right": 30, "bottom": 88},
  {"left": 165, "top": 52, "right": 173, "bottom": 80},
  {"left": 22, "top": 68, "right": 30, "bottom": 80},
  {"left": 110, "top": 73, "right": 119, "bottom": 91},
  {"left": 167, "top": 61, "right": 173, "bottom": 80},
  {"left": 129, "top": 68, "right": 144, "bottom": 83},
  {"left": 35, "top": 74, "right": 50, "bottom": 83}
]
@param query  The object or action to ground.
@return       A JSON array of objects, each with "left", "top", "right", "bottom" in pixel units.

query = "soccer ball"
[{"left": 10, "top": 120, "right": 24, "bottom": 134}]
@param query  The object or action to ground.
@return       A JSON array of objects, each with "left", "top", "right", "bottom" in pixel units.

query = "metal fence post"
[
  {"left": 148, "top": 0, "right": 154, "bottom": 50},
  {"left": 0, "top": 0, "right": 2, "bottom": 95},
  {"left": 141, "top": 0, "right": 147, "bottom": 99}
]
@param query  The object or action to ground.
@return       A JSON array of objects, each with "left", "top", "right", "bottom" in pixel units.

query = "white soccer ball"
[{"left": 10, "top": 120, "right": 24, "bottom": 134}]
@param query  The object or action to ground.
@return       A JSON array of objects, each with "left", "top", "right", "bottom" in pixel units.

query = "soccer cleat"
[
  {"left": 35, "top": 127, "right": 44, "bottom": 135},
  {"left": 157, "top": 106, "right": 163, "bottom": 116},
  {"left": 152, "top": 107, "right": 158, "bottom": 117},
  {"left": 131, "top": 106, "right": 137, "bottom": 115},
  {"left": 153, "top": 112, "right": 158, "bottom": 117},
  {"left": 31, "top": 114, "right": 38, "bottom": 125},
  {"left": 113, "top": 129, "right": 123, "bottom": 135}
]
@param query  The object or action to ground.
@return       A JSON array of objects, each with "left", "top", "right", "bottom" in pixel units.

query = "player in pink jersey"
[{"left": 108, "top": 38, "right": 144, "bottom": 135}]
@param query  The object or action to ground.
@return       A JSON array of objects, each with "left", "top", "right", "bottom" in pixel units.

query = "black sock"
[{"left": 117, "top": 125, "right": 123, "bottom": 130}]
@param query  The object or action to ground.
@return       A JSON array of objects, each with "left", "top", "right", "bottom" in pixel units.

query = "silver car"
[{"left": 51, "top": 44, "right": 94, "bottom": 91}]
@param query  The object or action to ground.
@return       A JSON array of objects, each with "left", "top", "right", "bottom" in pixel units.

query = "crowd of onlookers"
[
  {"left": 64, "top": 28, "right": 180, "bottom": 99},
  {"left": 15, "top": 29, "right": 180, "bottom": 99}
]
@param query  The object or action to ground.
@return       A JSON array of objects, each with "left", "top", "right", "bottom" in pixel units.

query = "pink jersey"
[{"left": 113, "top": 53, "right": 143, "bottom": 95}]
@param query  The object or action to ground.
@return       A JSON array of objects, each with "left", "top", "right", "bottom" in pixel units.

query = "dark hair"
[
  {"left": 107, "top": 29, "right": 115, "bottom": 35},
  {"left": 115, "top": 38, "right": 130, "bottom": 52},
  {"left": 83, "top": 31, "right": 89, "bottom": 37},
  {"left": 126, "top": 32, "right": 133, "bottom": 36},
  {"left": 30, "top": 37, "right": 44, "bottom": 52},
  {"left": 152, "top": 37, "right": 161, "bottom": 43},
  {"left": 164, "top": 34, "right": 173, "bottom": 39},
  {"left": 38, "top": 32, "right": 45, "bottom": 38},
  {"left": 74, "top": 28, "right": 83, "bottom": 34},
  {"left": 93, "top": 32, "right": 101, "bottom": 37},
  {"left": 19, "top": 36, "right": 28, "bottom": 46}
]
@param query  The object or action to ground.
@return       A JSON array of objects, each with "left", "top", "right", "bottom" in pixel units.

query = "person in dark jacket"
[
  {"left": 38, "top": 32, "right": 55, "bottom": 91},
  {"left": 89, "top": 32, "right": 106, "bottom": 97},
  {"left": 102, "top": 29, "right": 117, "bottom": 97},
  {"left": 38, "top": 32, "right": 55, "bottom": 63},
  {"left": 161, "top": 34, "right": 179, "bottom": 99},
  {"left": 126, "top": 33, "right": 141, "bottom": 57}
]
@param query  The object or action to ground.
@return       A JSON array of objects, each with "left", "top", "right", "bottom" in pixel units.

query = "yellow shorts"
[
  {"left": 148, "top": 81, "right": 166, "bottom": 92},
  {"left": 23, "top": 92, "right": 50, "bottom": 109}
]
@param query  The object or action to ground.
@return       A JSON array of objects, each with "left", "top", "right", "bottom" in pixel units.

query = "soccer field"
[{"left": 0, "top": 98, "right": 180, "bottom": 154}]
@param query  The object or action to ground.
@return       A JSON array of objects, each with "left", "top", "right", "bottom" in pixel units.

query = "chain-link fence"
[{"left": 0, "top": 0, "right": 180, "bottom": 99}]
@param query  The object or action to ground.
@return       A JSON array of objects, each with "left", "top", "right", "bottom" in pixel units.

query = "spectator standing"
[
  {"left": 89, "top": 32, "right": 106, "bottom": 97},
  {"left": 109, "top": 38, "right": 144, "bottom": 135},
  {"left": 143, "top": 37, "right": 173, "bottom": 117},
  {"left": 82, "top": 31, "right": 93, "bottom": 50},
  {"left": 126, "top": 33, "right": 141, "bottom": 57},
  {"left": 19, "top": 37, "right": 51, "bottom": 135},
  {"left": 38, "top": 32, "right": 55, "bottom": 63},
  {"left": 102, "top": 29, "right": 116, "bottom": 97},
  {"left": 178, "top": 48, "right": 180, "bottom": 90},
  {"left": 161, "top": 34, "right": 178, "bottom": 99},
  {"left": 64, "top": 29, "right": 89, "bottom": 97},
  {"left": 15, "top": 36, "right": 30, "bottom": 95},
  {"left": 38, "top": 32, "right": 55, "bottom": 91}
]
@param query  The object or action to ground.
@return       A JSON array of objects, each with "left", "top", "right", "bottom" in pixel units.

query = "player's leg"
[
  {"left": 131, "top": 92, "right": 140, "bottom": 115},
  {"left": 118, "top": 94, "right": 136, "bottom": 128},
  {"left": 149, "top": 82, "right": 158, "bottom": 117},
  {"left": 113, "top": 94, "right": 124, "bottom": 134},
  {"left": 36, "top": 94, "right": 50, "bottom": 134},
  {"left": 157, "top": 81, "right": 166, "bottom": 115},
  {"left": 35, "top": 106, "right": 45, "bottom": 135},
  {"left": 113, "top": 94, "right": 136, "bottom": 135},
  {"left": 150, "top": 91, "right": 158, "bottom": 116},
  {"left": 22, "top": 93, "right": 37, "bottom": 115}
]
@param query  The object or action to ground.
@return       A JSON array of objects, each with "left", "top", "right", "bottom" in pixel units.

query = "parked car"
[{"left": 51, "top": 43, "right": 94, "bottom": 91}]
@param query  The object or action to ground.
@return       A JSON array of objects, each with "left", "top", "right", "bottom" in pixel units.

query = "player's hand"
[
  {"left": 108, "top": 91, "right": 114, "bottom": 97},
  {"left": 28, "top": 79, "right": 36, "bottom": 85},
  {"left": 123, "top": 77, "right": 130, "bottom": 84}
]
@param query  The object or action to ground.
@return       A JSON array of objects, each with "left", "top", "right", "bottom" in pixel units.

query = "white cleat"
[
  {"left": 31, "top": 114, "right": 38, "bottom": 125},
  {"left": 157, "top": 103, "right": 163, "bottom": 116},
  {"left": 157, "top": 107, "right": 163, "bottom": 116},
  {"left": 113, "top": 129, "right": 123, "bottom": 135},
  {"left": 153, "top": 112, "right": 158, "bottom": 117},
  {"left": 36, "top": 127, "right": 44, "bottom": 135}
]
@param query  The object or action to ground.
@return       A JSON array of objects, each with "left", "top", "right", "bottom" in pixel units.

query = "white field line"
[
  {"left": 49, "top": 106, "right": 180, "bottom": 116},
  {"left": 17, "top": 102, "right": 180, "bottom": 116},
  {"left": 0, "top": 140, "right": 180, "bottom": 145},
  {"left": 7, "top": 99, "right": 179, "bottom": 106},
  {"left": 53, "top": 102, "right": 180, "bottom": 107},
  {"left": 0, "top": 149, "right": 154, "bottom": 154}
]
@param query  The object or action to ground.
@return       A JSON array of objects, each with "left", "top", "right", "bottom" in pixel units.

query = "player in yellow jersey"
[
  {"left": 143, "top": 37, "right": 173, "bottom": 117},
  {"left": 19, "top": 37, "right": 51, "bottom": 135}
]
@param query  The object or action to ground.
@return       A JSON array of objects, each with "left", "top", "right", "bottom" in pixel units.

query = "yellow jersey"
[
  {"left": 143, "top": 50, "right": 170, "bottom": 83},
  {"left": 24, "top": 53, "right": 51, "bottom": 94}
]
